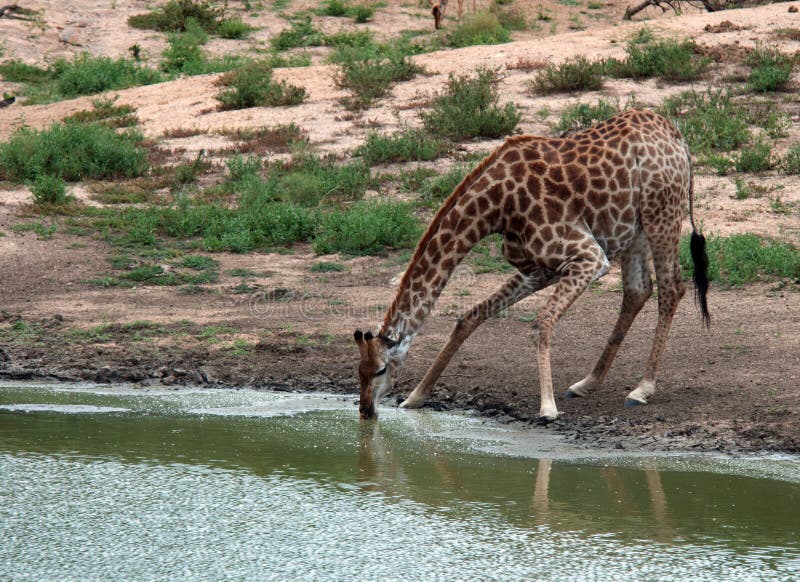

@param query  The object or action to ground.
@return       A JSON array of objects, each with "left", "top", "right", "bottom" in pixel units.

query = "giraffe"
[
  {"left": 431, "top": 0, "right": 477, "bottom": 29},
  {"left": 354, "top": 109, "right": 710, "bottom": 421}
]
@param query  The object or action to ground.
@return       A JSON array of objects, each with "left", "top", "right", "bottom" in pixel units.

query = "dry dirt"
[{"left": 1, "top": 1, "right": 799, "bottom": 452}]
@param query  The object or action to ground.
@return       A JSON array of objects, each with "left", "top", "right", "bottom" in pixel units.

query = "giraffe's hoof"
[
  {"left": 399, "top": 396, "right": 425, "bottom": 409},
  {"left": 563, "top": 389, "right": 581, "bottom": 399},
  {"left": 624, "top": 397, "right": 646, "bottom": 408},
  {"left": 535, "top": 411, "right": 561, "bottom": 424}
]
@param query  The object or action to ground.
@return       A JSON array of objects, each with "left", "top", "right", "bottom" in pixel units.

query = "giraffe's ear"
[
  {"left": 354, "top": 329, "right": 364, "bottom": 343},
  {"left": 364, "top": 331, "right": 374, "bottom": 341}
]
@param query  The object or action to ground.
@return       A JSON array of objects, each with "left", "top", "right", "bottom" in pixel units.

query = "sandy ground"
[{"left": 1, "top": 1, "right": 799, "bottom": 452}]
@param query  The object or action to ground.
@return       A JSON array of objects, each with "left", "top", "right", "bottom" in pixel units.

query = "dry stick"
[{"left": 0, "top": 4, "right": 19, "bottom": 17}]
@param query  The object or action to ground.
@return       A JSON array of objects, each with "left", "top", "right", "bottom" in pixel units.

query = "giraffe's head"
[
  {"left": 431, "top": 2, "right": 444, "bottom": 29},
  {"left": 353, "top": 330, "right": 398, "bottom": 420}
]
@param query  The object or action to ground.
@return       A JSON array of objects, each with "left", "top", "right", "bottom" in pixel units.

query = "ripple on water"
[
  {"left": 0, "top": 404, "right": 130, "bottom": 414},
  {"left": 1, "top": 453, "right": 799, "bottom": 582}
]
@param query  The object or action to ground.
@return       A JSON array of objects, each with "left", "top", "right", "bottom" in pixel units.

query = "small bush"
[
  {"left": 746, "top": 46, "right": 793, "bottom": 92},
  {"left": 607, "top": 38, "right": 708, "bottom": 82},
  {"left": 0, "top": 123, "right": 147, "bottom": 182},
  {"left": 556, "top": 99, "right": 619, "bottom": 133},
  {"left": 215, "top": 61, "right": 306, "bottom": 110},
  {"left": 271, "top": 17, "right": 325, "bottom": 51},
  {"left": 161, "top": 32, "right": 245, "bottom": 75},
  {"left": 29, "top": 175, "right": 70, "bottom": 206},
  {"left": 698, "top": 153, "right": 733, "bottom": 176},
  {"left": 333, "top": 51, "right": 422, "bottom": 110},
  {"left": 734, "top": 136, "right": 773, "bottom": 173},
  {"left": 354, "top": 129, "right": 446, "bottom": 165},
  {"left": 128, "top": 0, "right": 225, "bottom": 33},
  {"left": 0, "top": 61, "right": 51, "bottom": 83},
  {"left": 679, "top": 233, "right": 800, "bottom": 286},
  {"left": 218, "top": 17, "right": 254, "bottom": 39},
  {"left": 313, "top": 200, "right": 421, "bottom": 255},
  {"left": 490, "top": 1, "right": 528, "bottom": 31},
  {"left": 311, "top": 261, "right": 346, "bottom": 272},
  {"left": 529, "top": 56, "right": 604, "bottom": 94},
  {"left": 447, "top": 12, "right": 511, "bottom": 48},
  {"left": 421, "top": 67, "right": 520, "bottom": 140},
  {"left": 321, "top": 0, "right": 349, "bottom": 16},
  {"left": 781, "top": 144, "right": 800, "bottom": 175},
  {"left": 351, "top": 5, "right": 374, "bottom": 23}
]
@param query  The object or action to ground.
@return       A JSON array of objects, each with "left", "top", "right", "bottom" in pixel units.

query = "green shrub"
[
  {"left": 529, "top": 56, "right": 604, "bottom": 94},
  {"left": 313, "top": 200, "right": 421, "bottom": 255},
  {"left": 351, "top": 5, "right": 374, "bottom": 23},
  {"left": 679, "top": 233, "right": 800, "bottom": 286},
  {"left": 319, "top": 1, "right": 374, "bottom": 22},
  {"left": 333, "top": 50, "right": 422, "bottom": 110},
  {"left": 447, "top": 12, "right": 511, "bottom": 48},
  {"left": 660, "top": 90, "right": 751, "bottom": 154},
  {"left": 556, "top": 99, "right": 619, "bottom": 133},
  {"left": 215, "top": 61, "right": 306, "bottom": 110},
  {"left": 490, "top": 1, "right": 528, "bottom": 31},
  {"left": 128, "top": 0, "right": 225, "bottom": 33},
  {"left": 354, "top": 129, "right": 446, "bottom": 165},
  {"left": 607, "top": 38, "right": 708, "bottom": 82},
  {"left": 421, "top": 67, "right": 520, "bottom": 140},
  {"left": 698, "top": 153, "right": 733, "bottom": 176},
  {"left": 746, "top": 46, "right": 793, "bottom": 92},
  {"left": 781, "top": 144, "right": 800, "bottom": 174},
  {"left": 218, "top": 17, "right": 254, "bottom": 39},
  {"left": 161, "top": 32, "right": 245, "bottom": 75},
  {"left": 53, "top": 54, "right": 163, "bottom": 98},
  {"left": 0, "top": 123, "right": 147, "bottom": 182},
  {"left": 419, "top": 165, "right": 470, "bottom": 206},
  {"left": 271, "top": 17, "right": 325, "bottom": 50},
  {"left": 29, "top": 175, "right": 70, "bottom": 205},
  {"left": 311, "top": 261, "right": 346, "bottom": 272},
  {"left": 734, "top": 136, "right": 773, "bottom": 173},
  {"left": 320, "top": 0, "right": 349, "bottom": 16}
]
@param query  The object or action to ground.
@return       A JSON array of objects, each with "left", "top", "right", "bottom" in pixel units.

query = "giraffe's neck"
[{"left": 378, "top": 169, "right": 500, "bottom": 355}]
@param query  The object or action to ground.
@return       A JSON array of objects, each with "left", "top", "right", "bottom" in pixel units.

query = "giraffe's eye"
[{"left": 375, "top": 365, "right": 387, "bottom": 377}]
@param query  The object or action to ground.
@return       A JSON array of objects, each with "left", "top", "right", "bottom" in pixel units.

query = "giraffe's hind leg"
[
  {"left": 625, "top": 224, "right": 686, "bottom": 406},
  {"left": 565, "top": 230, "right": 653, "bottom": 398},
  {"left": 401, "top": 271, "right": 552, "bottom": 409}
]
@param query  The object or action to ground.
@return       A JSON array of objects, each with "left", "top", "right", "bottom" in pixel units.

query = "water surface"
[{"left": 1, "top": 382, "right": 798, "bottom": 580}]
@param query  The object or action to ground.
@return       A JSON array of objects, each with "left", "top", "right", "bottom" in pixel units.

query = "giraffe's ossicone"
[{"left": 355, "top": 110, "right": 710, "bottom": 421}]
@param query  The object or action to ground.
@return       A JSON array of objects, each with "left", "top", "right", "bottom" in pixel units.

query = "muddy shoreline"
[{"left": 3, "top": 330, "right": 797, "bottom": 455}]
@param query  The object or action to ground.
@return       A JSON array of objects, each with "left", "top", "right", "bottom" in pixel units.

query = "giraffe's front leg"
[
  {"left": 532, "top": 252, "right": 610, "bottom": 421},
  {"left": 401, "top": 272, "right": 550, "bottom": 409}
]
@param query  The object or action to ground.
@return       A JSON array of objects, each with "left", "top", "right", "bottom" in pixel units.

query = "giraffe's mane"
[{"left": 380, "top": 144, "right": 510, "bottom": 336}]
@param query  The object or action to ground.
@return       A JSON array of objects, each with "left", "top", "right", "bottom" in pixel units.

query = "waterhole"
[{"left": 1, "top": 382, "right": 798, "bottom": 580}]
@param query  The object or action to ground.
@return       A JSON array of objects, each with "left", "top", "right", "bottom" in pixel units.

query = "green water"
[{"left": 1, "top": 382, "right": 798, "bottom": 581}]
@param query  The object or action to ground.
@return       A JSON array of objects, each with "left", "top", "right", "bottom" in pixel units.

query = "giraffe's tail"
[{"left": 687, "top": 150, "right": 710, "bottom": 329}]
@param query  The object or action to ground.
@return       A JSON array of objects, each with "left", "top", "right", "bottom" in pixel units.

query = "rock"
[
  {"left": 790, "top": 5, "right": 798, "bottom": 12},
  {"left": 58, "top": 27, "right": 83, "bottom": 46}
]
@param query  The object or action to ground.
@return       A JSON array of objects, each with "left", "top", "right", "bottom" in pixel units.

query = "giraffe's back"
[{"left": 484, "top": 110, "right": 690, "bottom": 269}]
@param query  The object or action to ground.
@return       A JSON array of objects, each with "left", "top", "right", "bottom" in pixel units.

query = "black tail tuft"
[{"left": 690, "top": 230, "right": 710, "bottom": 329}]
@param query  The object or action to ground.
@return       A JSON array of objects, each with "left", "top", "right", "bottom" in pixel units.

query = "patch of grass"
[
  {"left": 679, "top": 233, "right": 800, "bottom": 286},
  {"left": 227, "top": 268, "right": 270, "bottom": 277},
  {"left": 29, "top": 175, "right": 71, "bottom": 206},
  {"left": 447, "top": 12, "right": 511, "bottom": 48},
  {"left": 732, "top": 176, "right": 752, "bottom": 200},
  {"left": 221, "top": 123, "right": 309, "bottom": 154},
  {"left": 490, "top": 1, "right": 528, "bottom": 31},
  {"left": 215, "top": 61, "right": 306, "bottom": 110},
  {"left": 659, "top": 90, "right": 750, "bottom": 155},
  {"left": 698, "top": 153, "right": 733, "bottom": 176},
  {"left": 421, "top": 67, "right": 520, "bottom": 140},
  {"left": 354, "top": 128, "right": 446, "bottom": 165},
  {"left": 746, "top": 46, "right": 793, "bottom": 92},
  {"left": 606, "top": 37, "right": 708, "bottom": 82},
  {"left": 466, "top": 234, "right": 513, "bottom": 273},
  {"left": 218, "top": 17, "right": 255, "bottom": 39},
  {"left": 333, "top": 45, "right": 423, "bottom": 110},
  {"left": 529, "top": 56, "right": 604, "bottom": 94},
  {"left": 734, "top": 136, "right": 773, "bottom": 173},
  {"left": 313, "top": 200, "right": 421, "bottom": 255},
  {"left": 319, "top": 0, "right": 375, "bottom": 21},
  {"left": 271, "top": 16, "right": 325, "bottom": 50},
  {"left": 54, "top": 54, "right": 164, "bottom": 99},
  {"left": 556, "top": 99, "right": 620, "bottom": 133},
  {"left": 396, "top": 167, "right": 438, "bottom": 193},
  {"left": 0, "top": 61, "right": 51, "bottom": 84},
  {"left": 12, "top": 221, "right": 57, "bottom": 239},
  {"left": 128, "top": 0, "right": 226, "bottom": 33},
  {"left": 63, "top": 97, "right": 139, "bottom": 128},
  {"left": 310, "top": 261, "right": 345, "bottom": 272},
  {"left": 0, "top": 122, "right": 147, "bottom": 183},
  {"left": 181, "top": 254, "right": 218, "bottom": 271}
]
